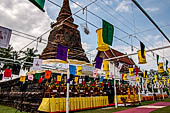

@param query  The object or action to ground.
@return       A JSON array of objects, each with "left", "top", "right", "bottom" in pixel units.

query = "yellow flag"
[
  {"left": 162, "top": 77, "right": 165, "bottom": 85},
  {"left": 136, "top": 76, "right": 139, "bottom": 82},
  {"left": 20, "top": 76, "right": 26, "bottom": 82},
  {"left": 105, "top": 71, "right": 109, "bottom": 79},
  {"left": 168, "top": 68, "right": 170, "bottom": 75},
  {"left": 129, "top": 68, "right": 134, "bottom": 76},
  {"left": 57, "top": 75, "right": 62, "bottom": 82},
  {"left": 103, "top": 60, "right": 109, "bottom": 71},
  {"left": 158, "top": 62, "right": 164, "bottom": 73},
  {"left": 76, "top": 66, "right": 82, "bottom": 75},
  {"left": 144, "top": 71, "right": 147, "bottom": 78},
  {"left": 138, "top": 50, "right": 147, "bottom": 64},
  {"left": 153, "top": 80, "right": 156, "bottom": 84},
  {"left": 96, "top": 28, "right": 109, "bottom": 51},
  {"left": 74, "top": 77, "right": 79, "bottom": 83},
  {"left": 146, "top": 77, "right": 149, "bottom": 84},
  {"left": 60, "top": 49, "right": 70, "bottom": 63},
  {"left": 155, "top": 75, "right": 158, "bottom": 81},
  {"left": 167, "top": 79, "right": 170, "bottom": 83},
  {"left": 123, "top": 74, "right": 127, "bottom": 80}
]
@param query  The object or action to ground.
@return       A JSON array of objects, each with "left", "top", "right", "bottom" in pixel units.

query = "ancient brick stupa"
[{"left": 40, "top": 0, "right": 89, "bottom": 62}]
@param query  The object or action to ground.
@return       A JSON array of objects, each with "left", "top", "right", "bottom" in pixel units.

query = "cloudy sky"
[{"left": 0, "top": 0, "right": 170, "bottom": 71}]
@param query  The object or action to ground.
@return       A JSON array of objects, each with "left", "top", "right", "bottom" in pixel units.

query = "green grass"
[
  {"left": 0, "top": 105, "right": 27, "bottom": 113},
  {"left": 151, "top": 106, "right": 170, "bottom": 113}
]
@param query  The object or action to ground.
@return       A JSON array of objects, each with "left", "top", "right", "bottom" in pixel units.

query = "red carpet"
[{"left": 113, "top": 102, "right": 170, "bottom": 113}]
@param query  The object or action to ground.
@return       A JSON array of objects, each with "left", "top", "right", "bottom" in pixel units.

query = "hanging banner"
[
  {"left": 20, "top": 76, "right": 26, "bottom": 82},
  {"left": 105, "top": 71, "right": 109, "bottom": 79},
  {"left": 4, "top": 69, "right": 12, "bottom": 77},
  {"left": 144, "top": 71, "right": 147, "bottom": 78},
  {"left": 168, "top": 68, "right": 170, "bottom": 75},
  {"left": 38, "top": 77, "right": 43, "bottom": 84},
  {"left": 96, "top": 28, "right": 109, "bottom": 51},
  {"left": 32, "top": 58, "right": 42, "bottom": 70},
  {"left": 76, "top": 66, "right": 82, "bottom": 75},
  {"left": 155, "top": 75, "right": 158, "bottom": 81},
  {"left": 28, "top": 74, "right": 33, "bottom": 81},
  {"left": 136, "top": 76, "right": 139, "bottom": 82},
  {"left": 138, "top": 50, "right": 146, "bottom": 64},
  {"left": 123, "top": 74, "right": 127, "bottom": 80},
  {"left": 100, "top": 76, "right": 104, "bottom": 82},
  {"left": 35, "top": 73, "right": 41, "bottom": 80},
  {"left": 167, "top": 79, "right": 170, "bottom": 84},
  {"left": 102, "top": 19, "right": 114, "bottom": 46},
  {"left": 158, "top": 62, "right": 164, "bottom": 73},
  {"left": 57, "top": 75, "right": 62, "bottom": 82},
  {"left": 95, "top": 56, "right": 103, "bottom": 69},
  {"left": 56, "top": 44, "right": 69, "bottom": 62},
  {"left": 69, "top": 65, "right": 76, "bottom": 75},
  {"left": 74, "top": 77, "right": 79, "bottom": 83},
  {"left": 129, "top": 68, "right": 134, "bottom": 76},
  {"left": 93, "top": 69, "right": 98, "bottom": 78},
  {"left": 103, "top": 60, "right": 109, "bottom": 71},
  {"left": 0, "top": 26, "right": 12, "bottom": 49},
  {"left": 45, "top": 70, "right": 51, "bottom": 79},
  {"left": 162, "top": 77, "right": 165, "bottom": 85}
]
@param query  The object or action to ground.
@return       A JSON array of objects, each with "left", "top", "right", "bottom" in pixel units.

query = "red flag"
[
  {"left": 45, "top": 70, "right": 51, "bottom": 79},
  {"left": 136, "top": 67, "right": 139, "bottom": 76},
  {"left": 38, "top": 77, "right": 43, "bottom": 84},
  {"left": 108, "top": 82, "right": 110, "bottom": 87},
  {"left": 4, "top": 69, "right": 12, "bottom": 77},
  {"left": 101, "top": 82, "right": 103, "bottom": 87},
  {"left": 121, "top": 74, "right": 124, "bottom": 80},
  {"left": 92, "top": 82, "right": 95, "bottom": 86},
  {"left": 82, "top": 81, "right": 85, "bottom": 86}
]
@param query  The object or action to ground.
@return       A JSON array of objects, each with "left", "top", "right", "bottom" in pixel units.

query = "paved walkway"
[{"left": 113, "top": 102, "right": 170, "bottom": 113}]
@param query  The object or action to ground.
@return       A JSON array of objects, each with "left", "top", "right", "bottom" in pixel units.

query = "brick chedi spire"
[
  {"left": 40, "top": 0, "right": 89, "bottom": 62},
  {"left": 56, "top": 0, "right": 74, "bottom": 23}
]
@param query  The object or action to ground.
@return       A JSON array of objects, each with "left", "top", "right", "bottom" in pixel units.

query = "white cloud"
[
  {"left": 70, "top": 1, "right": 81, "bottom": 9},
  {"left": 82, "top": 42, "right": 91, "bottom": 52},
  {"left": 145, "top": 7, "right": 159, "bottom": 12},
  {"left": 0, "top": 0, "right": 51, "bottom": 52},
  {"left": 115, "top": 0, "right": 131, "bottom": 12}
]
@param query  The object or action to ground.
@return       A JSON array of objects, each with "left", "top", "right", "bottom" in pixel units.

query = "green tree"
[{"left": 20, "top": 48, "right": 40, "bottom": 71}]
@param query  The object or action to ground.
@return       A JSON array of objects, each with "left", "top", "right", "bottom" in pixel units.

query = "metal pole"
[
  {"left": 131, "top": 0, "right": 170, "bottom": 43},
  {"left": 114, "top": 64, "right": 118, "bottom": 108},
  {"left": 66, "top": 61, "right": 70, "bottom": 113}
]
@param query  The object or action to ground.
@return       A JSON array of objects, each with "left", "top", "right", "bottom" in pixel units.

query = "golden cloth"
[
  {"left": 116, "top": 94, "right": 143, "bottom": 104},
  {"left": 38, "top": 96, "right": 109, "bottom": 112}
]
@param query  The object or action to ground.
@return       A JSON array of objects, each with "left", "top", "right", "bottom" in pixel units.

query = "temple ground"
[{"left": 0, "top": 98, "right": 169, "bottom": 113}]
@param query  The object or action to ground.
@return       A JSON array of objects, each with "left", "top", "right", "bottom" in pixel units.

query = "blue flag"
[
  {"left": 100, "top": 76, "right": 104, "bottom": 82},
  {"left": 56, "top": 44, "right": 69, "bottom": 61},
  {"left": 69, "top": 65, "right": 76, "bottom": 75}
]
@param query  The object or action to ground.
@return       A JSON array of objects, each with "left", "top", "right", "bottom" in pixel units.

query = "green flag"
[
  {"left": 157, "top": 55, "right": 159, "bottom": 66},
  {"left": 29, "top": 0, "right": 45, "bottom": 12},
  {"left": 102, "top": 20, "right": 114, "bottom": 46},
  {"left": 166, "top": 60, "right": 168, "bottom": 70}
]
